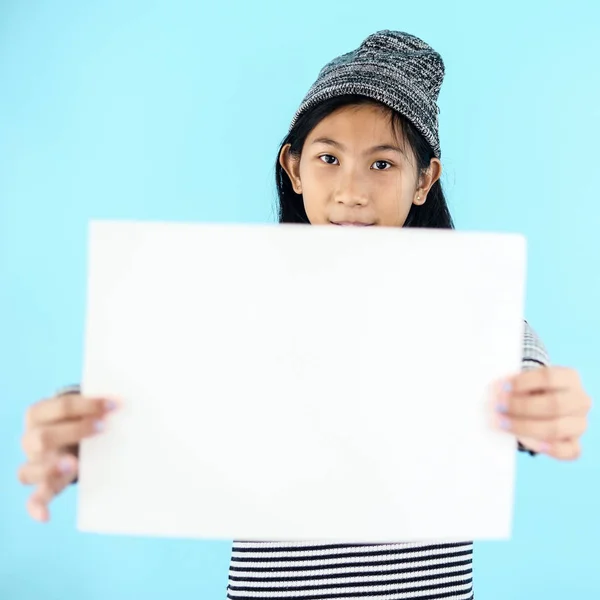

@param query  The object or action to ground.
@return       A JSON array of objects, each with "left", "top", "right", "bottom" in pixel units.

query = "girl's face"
[{"left": 280, "top": 103, "right": 441, "bottom": 227}]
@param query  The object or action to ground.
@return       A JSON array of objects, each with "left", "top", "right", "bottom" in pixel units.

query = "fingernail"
[
  {"left": 58, "top": 457, "right": 73, "bottom": 474},
  {"left": 94, "top": 420, "right": 105, "bottom": 432},
  {"left": 496, "top": 380, "right": 512, "bottom": 397},
  {"left": 539, "top": 442, "right": 551, "bottom": 453},
  {"left": 103, "top": 398, "right": 118, "bottom": 411},
  {"left": 499, "top": 416, "right": 511, "bottom": 430},
  {"left": 495, "top": 380, "right": 511, "bottom": 412}
]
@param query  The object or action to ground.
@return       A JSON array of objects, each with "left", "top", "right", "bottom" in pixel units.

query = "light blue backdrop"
[{"left": 1, "top": 1, "right": 598, "bottom": 598}]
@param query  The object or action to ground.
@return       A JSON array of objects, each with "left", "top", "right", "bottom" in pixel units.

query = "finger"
[
  {"left": 546, "top": 439, "right": 582, "bottom": 461},
  {"left": 519, "top": 437, "right": 582, "bottom": 461},
  {"left": 32, "top": 476, "right": 72, "bottom": 506},
  {"left": 27, "top": 496, "right": 49, "bottom": 522},
  {"left": 502, "top": 366, "right": 579, "bottom": 396},
  {"left": 22, "top": 418, "right": 105, "bottom": 460},
  {"left": 26, "top": 394, "right": 117, "bottom": 428},
  {"left": 27, "top": 456, "right": 79, "bottom": 522},
  {"left": 498, "top": 389, "right": 591, "bottom": 419},
  {"left": 18, "top": 453, "right": 78, "bottom": 486},
  {"left": 498, "top": 414, "right": 587, "bottom": 441}
]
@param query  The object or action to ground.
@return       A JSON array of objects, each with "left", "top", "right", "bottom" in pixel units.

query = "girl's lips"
[{"left": 331, "top": 221, "right": 375, "bottom": 226}]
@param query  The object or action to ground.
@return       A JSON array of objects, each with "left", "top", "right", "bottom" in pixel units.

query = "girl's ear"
[
  {"left": 279, "top": 144, "right": 303, "bottom": 194},
  {"left": 413, "top": 158, "right": 442, "bottom": 206}
]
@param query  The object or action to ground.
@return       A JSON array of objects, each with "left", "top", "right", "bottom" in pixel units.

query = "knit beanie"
[{"left": 290, "top": 30, "right": 445, "bottom": 158}]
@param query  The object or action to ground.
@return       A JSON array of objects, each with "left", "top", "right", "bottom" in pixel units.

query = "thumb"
[{"left": 28, "top": 454, "right": 79, "bottom": 522}]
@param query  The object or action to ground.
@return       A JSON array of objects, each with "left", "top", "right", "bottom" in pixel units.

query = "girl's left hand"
[{"left": 495, "top": 367, "right": 592, "bottom": 460}]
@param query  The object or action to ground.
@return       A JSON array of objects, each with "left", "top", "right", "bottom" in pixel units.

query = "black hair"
[{"left": 275, "top": 94, "right": 454, "bottom": 229}]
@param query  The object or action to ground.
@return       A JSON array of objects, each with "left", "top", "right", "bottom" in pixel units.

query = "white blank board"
[{"left": 78, "top": 221, "right": 526, "bottom": 542}]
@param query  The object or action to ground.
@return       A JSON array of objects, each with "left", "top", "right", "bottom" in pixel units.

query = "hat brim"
[{"left": 291, "top": 68, "right": 441, "bottom": 158}]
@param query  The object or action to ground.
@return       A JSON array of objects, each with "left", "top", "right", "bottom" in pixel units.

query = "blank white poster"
[{"left": 78, "top": 221, "right": 525, "bottom": 542}]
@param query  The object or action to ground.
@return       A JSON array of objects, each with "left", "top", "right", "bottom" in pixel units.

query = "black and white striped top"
[{"left": 226, "top": 322, "right": 549, "bottom": 600}]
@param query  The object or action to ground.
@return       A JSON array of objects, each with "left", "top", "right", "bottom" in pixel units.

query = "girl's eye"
[
  {"left": 372, "top": 160, "right": 391, "bottom": 171},
  {"left": 319, "top": 154, "right": 339, "bottom": 165}
]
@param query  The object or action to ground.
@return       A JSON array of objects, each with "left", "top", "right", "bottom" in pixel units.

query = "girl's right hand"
[{"left": 18, "top": 390, "right": 117, "bottom": 522}]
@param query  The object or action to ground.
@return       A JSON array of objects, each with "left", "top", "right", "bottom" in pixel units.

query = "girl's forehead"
[{"left": 308, "top": 105, "right": 404, "bottom": 145}]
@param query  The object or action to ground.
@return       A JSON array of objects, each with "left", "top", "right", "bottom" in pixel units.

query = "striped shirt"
[{"left": 226, "top": 321, "right": 550, "bottom": 600}]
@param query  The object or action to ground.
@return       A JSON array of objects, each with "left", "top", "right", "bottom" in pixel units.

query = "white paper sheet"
[{"left": 78, "top": 221, "right": 526, "bottom": 542}]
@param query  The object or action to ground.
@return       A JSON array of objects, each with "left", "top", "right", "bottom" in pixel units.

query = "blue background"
[{"left": 1, "top": 1, "right": 599, "bottom": 598}]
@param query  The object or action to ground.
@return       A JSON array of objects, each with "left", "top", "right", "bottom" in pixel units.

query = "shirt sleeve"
[
  {"left": 56, "top": 384, "right": 81, "bottom": 396},
  {"left": 518, "top": 320, "right": 551, "bottom": 455},
  {"left": 522, "top": 320, "right": 551, "bottom": 371}
]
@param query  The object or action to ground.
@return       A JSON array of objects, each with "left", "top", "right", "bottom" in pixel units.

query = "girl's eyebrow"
[{"left": 311, "top": 137, "right": 405, "bottom": 155}]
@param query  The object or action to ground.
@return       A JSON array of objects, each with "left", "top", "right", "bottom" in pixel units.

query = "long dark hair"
[{"left": 275, "top": 95, "right": 454, "bottom": 229}]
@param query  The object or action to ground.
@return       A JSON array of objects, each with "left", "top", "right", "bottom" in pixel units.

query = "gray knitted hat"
[{"left": 290, "top": 30, "right": 445, "bottom": 158}]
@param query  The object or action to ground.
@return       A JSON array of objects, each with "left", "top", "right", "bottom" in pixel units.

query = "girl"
[{"left": 18, "top": 30, "right": 591, "bottom": 600}]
